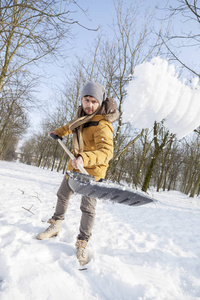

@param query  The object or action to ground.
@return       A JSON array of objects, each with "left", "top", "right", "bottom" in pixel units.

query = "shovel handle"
[{"left": 50, "top": 133, "right": 88, "bottom": 175}]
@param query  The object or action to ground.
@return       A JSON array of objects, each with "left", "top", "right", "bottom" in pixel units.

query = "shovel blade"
[{"left": 67, "top": 171, "right": 153, "bottom": 206}]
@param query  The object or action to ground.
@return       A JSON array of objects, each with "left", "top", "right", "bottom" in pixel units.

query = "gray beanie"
[{"left": 81, "top": 82, "right": 106, "bottom": 105}]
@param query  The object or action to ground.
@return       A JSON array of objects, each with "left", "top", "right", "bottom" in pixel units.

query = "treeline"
[
  {"left": 1, "top": 1, "right": 200, "bottom": 196},
  {"left": 20, "top": 100, "right": 200, "bottom": 197}
]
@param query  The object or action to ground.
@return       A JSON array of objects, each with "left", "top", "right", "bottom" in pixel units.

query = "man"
[{"left": 36, "top": 82, "right": 119, "bottom": 266}]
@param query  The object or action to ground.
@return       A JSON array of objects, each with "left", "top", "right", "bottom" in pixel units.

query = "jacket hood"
[
  {"left": 97, "top": 97, "right": 120, "bottom": 123},
  {"left": 105, "top": 109, "right": 120, "bottom": 123}
]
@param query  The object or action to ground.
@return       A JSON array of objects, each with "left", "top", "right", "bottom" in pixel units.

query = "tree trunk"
[
  {"left": 57, "top": 150, "right": 65, "bottom": 172},
  {"left": 51, "top": 143, "right": 58, "bottom": 171},
  {"left": 190, "top": 174, "right": 200, "bottom": 197},
  {"left": 142, "top": 149, "right": 160, "bottom": 192},
  {"left": 142, "top": 122, "right": 171, "bottom": 192}
]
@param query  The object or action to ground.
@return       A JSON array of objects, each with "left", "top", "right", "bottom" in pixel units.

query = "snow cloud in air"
[{"left": 123, "top": 57, "right": 200, "bottom": 139}]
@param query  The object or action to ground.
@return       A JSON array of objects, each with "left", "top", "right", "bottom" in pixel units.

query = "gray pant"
[{"left": 53, "top": 176, "right": 97, "bottom": 242}]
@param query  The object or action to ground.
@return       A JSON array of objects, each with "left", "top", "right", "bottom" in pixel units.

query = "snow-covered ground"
[{"left": 0, "top": 161, "right": 200, "bottom": 300}]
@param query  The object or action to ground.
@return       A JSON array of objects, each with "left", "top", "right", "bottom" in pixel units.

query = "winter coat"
[{"left": 55, "top": 111, "right": 119, "bottom": 181}]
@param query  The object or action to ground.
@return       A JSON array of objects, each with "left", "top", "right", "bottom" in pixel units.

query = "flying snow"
[{"left": 123, "top": 57, "right": 200, "bottom": 139}]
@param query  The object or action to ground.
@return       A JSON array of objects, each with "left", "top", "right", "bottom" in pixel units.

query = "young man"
[{"left": 36, "top": 82, "right": 119, "bottom": 265}]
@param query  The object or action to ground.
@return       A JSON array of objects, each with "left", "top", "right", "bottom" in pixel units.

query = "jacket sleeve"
[
  {"left": 55, "top": 123, "right": 72, "bottom": 137},
  {"left": 79, "top": 120, "right": 113, "bottom": 167}
]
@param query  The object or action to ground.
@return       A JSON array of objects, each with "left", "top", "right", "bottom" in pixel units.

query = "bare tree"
[
  {"left": 180, "top": 133, "right": 200, "bottom": 197},
  {"left": 142, "top": 122, "right": 175, "bottom": 192},
  {"left": 0, "top": 74, "right": 30, "bottom": 159},
  {"left": 0, "top": 0, "right": 96, "bottom": 91},
  {"left": 161, "top": 0, "right": 200, "bottom": 77}
]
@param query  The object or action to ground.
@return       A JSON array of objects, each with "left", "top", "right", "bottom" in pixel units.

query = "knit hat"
[{"left": 80, "top": 82, "right": 106, "bottom": 105}]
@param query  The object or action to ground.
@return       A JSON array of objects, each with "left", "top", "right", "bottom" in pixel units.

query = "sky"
[
  {"left": 32, "top": 0, "right": 161, "bottom": 103},
  {"left": 26, "top": 0, "right": 200, "bottom": 138}
]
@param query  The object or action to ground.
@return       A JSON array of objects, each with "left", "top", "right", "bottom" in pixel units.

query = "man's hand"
[
  {"left": 72, "top": 156, "right": 84, "bottom": 169},
  {"left": 49, "top": 131, "right": 58, "bottom": 137}
]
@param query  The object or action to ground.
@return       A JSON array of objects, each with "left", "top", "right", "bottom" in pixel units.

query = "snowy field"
[{"left": 0, "top": 161, "right": 200, "bottom": 300}]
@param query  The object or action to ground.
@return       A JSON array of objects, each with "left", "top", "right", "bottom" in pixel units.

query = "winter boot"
[
  {"left": 36, "top": 218, "right": 62, "bottom": 240},
  {"left": 75, "top": 239, "right": 88, "bottom": 266}
]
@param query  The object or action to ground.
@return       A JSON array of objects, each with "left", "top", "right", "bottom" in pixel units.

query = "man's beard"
[{"left": 82, "top": 106, "right": 93, "bottom": 115}]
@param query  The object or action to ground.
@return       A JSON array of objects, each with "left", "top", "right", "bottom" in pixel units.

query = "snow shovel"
[{"left": 50, "top": 133, "right": 153, "bottom": 206}]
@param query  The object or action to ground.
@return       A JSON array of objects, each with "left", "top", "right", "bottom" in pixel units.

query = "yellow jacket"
[{"left": 55, "top": 113, "right": 118, "bottom": 181}]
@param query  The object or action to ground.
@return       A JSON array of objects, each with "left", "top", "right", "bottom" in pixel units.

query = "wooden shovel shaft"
[{"left": 57, "top": 139, "right": 89, "bottom": 175}]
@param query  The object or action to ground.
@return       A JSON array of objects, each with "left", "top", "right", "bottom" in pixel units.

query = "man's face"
[{"left": 81, "top": 96, "right": 100, "bottom": 115}]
